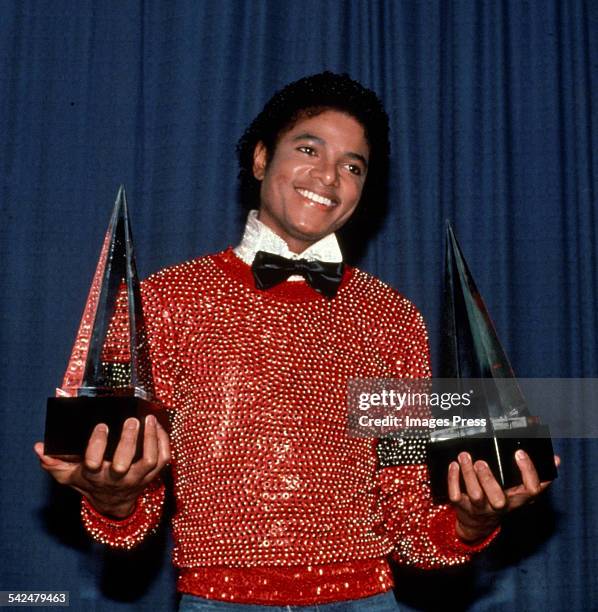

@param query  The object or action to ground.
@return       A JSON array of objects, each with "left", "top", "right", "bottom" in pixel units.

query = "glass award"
[
  {"left": 44, "top": 186, "right": 168, "bottom": 460},
  {"left": 426, "top": 223, "right": 557, "bottom": 503}
]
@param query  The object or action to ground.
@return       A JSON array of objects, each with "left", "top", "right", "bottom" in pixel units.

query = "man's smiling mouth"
[{"left": 295, "top": 188, "right": 337, "bottom": 207}]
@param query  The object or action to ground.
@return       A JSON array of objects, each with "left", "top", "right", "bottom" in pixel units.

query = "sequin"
[
  {"left": 81, "top": 248, "right": 498, "bottom": 604},
  {"left": 177, "top": 558, "right": 393, "bottom": 606},
  {"left": 81, "top": 478, "right": 164, "bottom": 549}
]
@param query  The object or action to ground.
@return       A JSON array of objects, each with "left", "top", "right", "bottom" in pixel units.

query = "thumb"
[{"left": 34, "top": 442, "right": 75, "bottom": 470}]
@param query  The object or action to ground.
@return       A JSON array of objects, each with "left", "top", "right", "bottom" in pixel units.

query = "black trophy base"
[
  {"left": 44, "top": 396, "right": 169, "bottom": 461},
  {"left": 427, "top": 424, "right": 557, "bottom": 504}
]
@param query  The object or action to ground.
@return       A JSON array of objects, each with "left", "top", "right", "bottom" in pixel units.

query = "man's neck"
[{"left": 234, "top": 210, "right": 343, "bottom": 266}]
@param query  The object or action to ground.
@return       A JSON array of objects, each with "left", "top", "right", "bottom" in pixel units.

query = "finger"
[
  {"left": 83, "top": 424, "right": 109, "bottom": 472},
  {"left": 36, "top": 456, "right": 68, "bottom": 472},
  {"left": 458, "top": 452, "right": 486, "bottom": 507},
  {"left": 156, "top": 421, "right": 171, "bottom": 467},
  {"left": 515, "top": 450, "right": 542, "bottom": 496},
  {"left": 554, "top": 455, "right": 561, "bottom": 468},
  {"left": 137, "top": 414, "right": 159, "bottom": 475},
  {"left": 33, "top": 442, "right": 64, "bottom": 468},
  {"left": 34, "top": 442, "right": 80, "bottom": 485},
  {"left": 473, "top": 460, "right": 507, "bottom": 512},
  {"left": 141, "top": 422, "right": 171, "bottom": 485},
  {"left": 447, "top": 461, "right": 463, "bottom": 504},
  {"left": 110, "top": 418, "right": 140, "bottom": 476}
]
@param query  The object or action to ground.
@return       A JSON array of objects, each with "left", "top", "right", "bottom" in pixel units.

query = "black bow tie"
[{"left": 251, "top": 251, "right": 344, "bottom": 299}]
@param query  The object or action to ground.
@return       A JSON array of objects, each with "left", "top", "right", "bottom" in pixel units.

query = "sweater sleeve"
[
  {"left": 378, "top": 463, "right": 499, "bottom": 568},
  {"left": 376, "top": 301, "right": 499, "bottom": 567},
  {"left": 81, "top": 478, "right": 165, "bottom": 549},
  {"left": 80, "top": 277, "right": 176, "bottom": 548}
]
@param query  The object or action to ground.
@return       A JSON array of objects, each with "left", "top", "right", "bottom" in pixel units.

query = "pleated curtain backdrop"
[{"left": 0, "top": 1, "right": 596, "bottom": 610}]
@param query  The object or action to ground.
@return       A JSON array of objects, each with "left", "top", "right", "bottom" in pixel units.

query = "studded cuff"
[
  {"left": 80, "top": 479, "right": 165, "bottom": 549},
  {"left": 429, "top": 506, "right": 501, "bottom": 555},
  {"left": 379, "top": 465, "right": 499, "bottom": 569}
]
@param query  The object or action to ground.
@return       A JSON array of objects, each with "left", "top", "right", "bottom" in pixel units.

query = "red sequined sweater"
[{"left": 81, "top": 248, "right": 498, "bottom": 605}]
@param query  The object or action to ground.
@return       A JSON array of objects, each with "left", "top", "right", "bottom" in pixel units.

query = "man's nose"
[{"left": 310, "top": 159, "right": 339, "bottom": 186}]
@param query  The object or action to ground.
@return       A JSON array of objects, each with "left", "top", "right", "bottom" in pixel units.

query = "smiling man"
[
  {"left": 253, "top": 109, "right": 368, "bottom": 251},
  {"left": 35, "top": 72, "right": 555, "bottom": 612}
]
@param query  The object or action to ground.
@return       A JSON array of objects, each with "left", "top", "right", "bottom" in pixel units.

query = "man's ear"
[{"left": 252, "top": 141, "right": 268, "bottom": 180}]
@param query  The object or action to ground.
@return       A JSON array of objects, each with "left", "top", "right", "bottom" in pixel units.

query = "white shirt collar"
[{"left": 234, "top": 210, "right": 343, "bottom": 269}]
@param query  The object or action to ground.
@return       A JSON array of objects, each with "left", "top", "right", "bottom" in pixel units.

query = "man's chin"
[
  {"left": 290, "top": 217, "right": 344, "bottom": 241},
  {"left": 281, "top": 228, "right": 330, "bottom": 254},
  {"left": 290, "top": 227, "right": 331, "bottom": 243}
]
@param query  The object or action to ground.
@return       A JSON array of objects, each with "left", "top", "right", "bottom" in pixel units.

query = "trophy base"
[
  {"left": 44, "top": 396, "right": 169, "bottom": 461},
  {"left": 427, "top": 424, "right": 557, "bottom": 503}
]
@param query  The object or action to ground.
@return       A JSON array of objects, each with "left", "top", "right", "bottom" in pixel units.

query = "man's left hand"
[{"left": 448, "top": 450, "right": 561, "bottom": 543}]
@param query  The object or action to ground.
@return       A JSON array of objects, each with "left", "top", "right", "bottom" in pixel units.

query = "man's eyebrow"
[
  {"left": 292, "top": 132, "right": 325, "bottom": 145},
  {"left": 291, "top": 132, "right": 369, "bottom": 168}
]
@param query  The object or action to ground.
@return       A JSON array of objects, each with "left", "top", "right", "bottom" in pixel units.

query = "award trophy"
[
  {"left": 44, "top": 186, "right": 167, "bottom": 460},
  {"left": 426, "top": 224, "right": 557, "bottom": 503}
]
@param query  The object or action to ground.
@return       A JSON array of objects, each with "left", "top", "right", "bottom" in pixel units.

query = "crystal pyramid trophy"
[
  {"left": 426, "top": 223, "right": 557, "bottom": 503},
  {"left": 44, "top": 186, "right": 168, "bottom": 460}
]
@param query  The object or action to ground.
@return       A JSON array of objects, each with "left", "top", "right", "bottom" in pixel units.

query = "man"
[{"left": 35, "top": 72, "right": 556, "bottom": 611}]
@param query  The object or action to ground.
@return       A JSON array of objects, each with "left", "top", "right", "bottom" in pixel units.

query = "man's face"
[{"left": 253, "top": 109, "right": 369, "bottom": 254}]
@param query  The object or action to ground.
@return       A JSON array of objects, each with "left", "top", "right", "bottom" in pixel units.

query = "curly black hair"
[{"left": 236, "top": 72, "right": 390, "bottom": 257}]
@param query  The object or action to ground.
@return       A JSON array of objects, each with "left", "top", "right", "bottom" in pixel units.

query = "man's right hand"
[{"left": 34, "top": 414, "right": 170, "bottom": 519}]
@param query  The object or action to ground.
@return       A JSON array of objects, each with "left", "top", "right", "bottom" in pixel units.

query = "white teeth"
[{"left": 297, "top": 188, "right": 335, "bottom": 207}]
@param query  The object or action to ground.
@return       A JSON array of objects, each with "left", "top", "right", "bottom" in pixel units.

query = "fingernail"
[
  {"left": 146, "top": 414, "right": 156, "bottom": 426},
  {"left": 516, "top": 450, "right": 526, "bottom": 461},
  {"left": 97, "top": 424, "right": 108, "bottom": 434},
  {"left": 458, "top": 452, "right": 470, "bottom": 464},
  {"left": 125, "top": 418, "right": 139, "bottom": 430},
  {"left": 449, "top": 462, "right": 459, "bottom": 473},
  {"left": 474, "top": 461, "right": 487, "bottom": 472}
]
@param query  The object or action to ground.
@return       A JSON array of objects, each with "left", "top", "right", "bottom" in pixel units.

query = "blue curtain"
[{"left": 1, "top": 1, "right": 596, "bottom": 610}]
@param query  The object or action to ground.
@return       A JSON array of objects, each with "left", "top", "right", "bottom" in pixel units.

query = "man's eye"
[
  {"left": 347, "top": 164, "right": 362, "bottom": 176},
  {"left": 297, "top": 146, "right": 316, "bottom": 156}
]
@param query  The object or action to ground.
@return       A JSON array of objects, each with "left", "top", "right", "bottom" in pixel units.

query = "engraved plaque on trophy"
[
  {"left": 44, "top": 186, "right": 168, "bottom": 460},
  {"left": 426, "top": 223, "right": 557, "bottom": 503}
]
